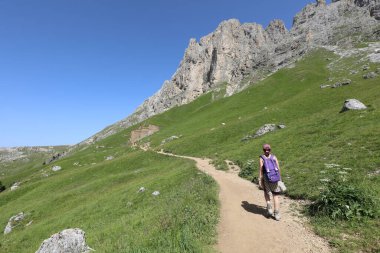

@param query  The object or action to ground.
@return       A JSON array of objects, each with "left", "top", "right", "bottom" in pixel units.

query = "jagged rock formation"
[{"left": 82, "top": 0, "right": 379, "bottom": 145}]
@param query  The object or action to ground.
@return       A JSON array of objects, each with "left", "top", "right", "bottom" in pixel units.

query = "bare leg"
[
  {"left": 273, "top": 195, "right": 280, "bottom": 210},
  {"left": 273, "top": 195, "right": 281, "bottom": 221}
]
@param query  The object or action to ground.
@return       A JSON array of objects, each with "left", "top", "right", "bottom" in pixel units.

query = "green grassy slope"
[
  {"left": 0, "top": 146, "right": 218, "bottom": 252},
  {"left": 0, "top": 146, "right": 68, "bottom": 189},
  {"left": 135, "top": 48, "right": 379, "bottom": 252},
  {"left": 1, "top": 48, "right": 379, "bottom": 252}
]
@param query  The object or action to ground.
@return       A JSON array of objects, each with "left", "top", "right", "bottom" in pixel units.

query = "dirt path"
[{"left": 158, "top": 151, "right": 331, "bottom": 253}]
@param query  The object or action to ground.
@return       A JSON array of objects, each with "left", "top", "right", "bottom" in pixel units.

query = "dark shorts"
[{"left": 262, "top": 176, "right": 281, "bottom": 197}]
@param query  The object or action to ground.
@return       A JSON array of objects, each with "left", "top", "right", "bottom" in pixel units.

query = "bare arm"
[{"left": 259, "top": 157, "right": 264, "bottom": 179}]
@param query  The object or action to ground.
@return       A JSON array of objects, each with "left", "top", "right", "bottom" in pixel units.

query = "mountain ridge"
[{"left": 81, "top": 0, "right": 380, "bottom": 146}]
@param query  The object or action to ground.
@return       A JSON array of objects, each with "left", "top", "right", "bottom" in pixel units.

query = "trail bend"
[{"left": 158, "top": 151, "right": 331, "bottom": 253}]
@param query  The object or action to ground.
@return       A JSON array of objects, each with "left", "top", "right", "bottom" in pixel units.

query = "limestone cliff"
[{"left": 82, "top": 0, "right": 379, "bottom": 145}]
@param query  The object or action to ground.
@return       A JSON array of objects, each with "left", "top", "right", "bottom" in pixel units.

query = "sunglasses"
[{"left": 263, "top": 148, "right": 271, "bottom": 151}]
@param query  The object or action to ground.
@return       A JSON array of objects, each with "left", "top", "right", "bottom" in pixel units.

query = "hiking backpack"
[{"left": 260, "top": 155, "right": 281, "bottom": 183}]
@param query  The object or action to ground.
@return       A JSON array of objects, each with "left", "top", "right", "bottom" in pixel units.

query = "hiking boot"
[
  {"left": 274, "top": 210, "right": 281, "bottom": 221},
  {"left": 267, "top": 203, "right": 273, "bottom": 217}
]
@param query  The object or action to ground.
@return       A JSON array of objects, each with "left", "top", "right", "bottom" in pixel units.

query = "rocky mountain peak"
[{"left": 81, "top": 0, "right": 380, "bottom": 145}]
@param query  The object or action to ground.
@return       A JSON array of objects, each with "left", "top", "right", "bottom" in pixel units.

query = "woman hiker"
[{"left": 259, "top": 143, "right": 282, "bottom": 221}]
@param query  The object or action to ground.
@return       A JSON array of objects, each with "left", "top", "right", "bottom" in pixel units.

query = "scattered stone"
[
  {"left": 161, "top": 135, "right": 180, "bottom": 145},
  {"left": 26, "top": 221, "right": 33, "bottom": 227},
  {"left": 340, "top": 99, "right": 367, "bottom": 112},
  {"left": 51, "top": 166, "right": 62, "bottom": 172},
  {"left": 105, "top": 156, "right": 114, "bottom": 161},
  {"left": 35, "top": 228, "right": 93, "bottom": 253},
  {"left": 4, "top": 212, "right": 25, "bottom": 234},
  {"left": 325, "top": 163, "right": 340, "bottom": 168},
  {"left": 11, "top": 182, "right": 20, "bottom": 191},
  {"left": 320, "top": 84, "right": 331, "bottom": 88},
  {"left": 254, "top": 124, "right": 277, "bottom": 137},
  {"left": 362, "top": 65, "right": 370, "bottom": 71},
  {"left": 152, "top": 191, "right": 160, "bottom": 196},
  {"left": 363, "top": 72, "right": 378, "bottom": 79},
  {"left": 376, "top": 68, "right": 380, "bottom": 74},
  {"left": 221, "top": 123, "right": 226, "bottom": 126},
  {"left": 241, "top": 124, "right": 286, "bottom": 141},
  {"left": 368, "top": 169, "right": 380, "bottom": 177},
  {"left": 331, "top": 79, "right": 351, "bottom": 88},
  {"left": 320, "top": 178, "right": 330, "bottom": 183},
  {"left": 338, "top": 171, "right": 348, "bottom": 175},
  {"left": 349, "top": 70, "right": 358, "bottom": 75},
  {"left": 138, "top": 187, "right": 145, "bottom": 193},
  {"left": 73, "top": 162, "right": 79, "bottom": 166}
]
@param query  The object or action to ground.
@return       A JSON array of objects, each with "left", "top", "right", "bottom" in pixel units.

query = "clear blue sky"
[{"left": 0, "top": 0, "right": 321, "bottom": 147}]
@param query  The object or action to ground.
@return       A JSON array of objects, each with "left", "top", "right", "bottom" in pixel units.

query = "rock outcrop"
[
  {"left": 83, "top": 0, "right": 380, "bottom": 145},
  {"left": 35, "top": 228, "right": 93, "bottom": 253},
  {"left": 4, "top": 212, "right": 25, "bottom": 234}
]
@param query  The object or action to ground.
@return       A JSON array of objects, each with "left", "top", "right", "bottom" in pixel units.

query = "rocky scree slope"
[{"left": 82, "top": 0, "right": 380, "bottom": 145}]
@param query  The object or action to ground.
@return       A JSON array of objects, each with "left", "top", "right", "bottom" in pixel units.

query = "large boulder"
[
  {"left": 340, "top": 99, "right": 367, "bottom": 112},
  {"left": 35, "top": 228, "right": 93, "bottom": 253}
]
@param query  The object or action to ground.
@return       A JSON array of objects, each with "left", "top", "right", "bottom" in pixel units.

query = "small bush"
[
  {"left": 309, "top": 178, "right": 378, "bottom": 220},
  {"left": 0, "top": 181, "right": 5, "bottom": 192},
  {"left": 211, "top": 158, "right": 228, "bottom": 171},
  {"left": 238, "top": 159, "right": 257, "bottom": 181}
]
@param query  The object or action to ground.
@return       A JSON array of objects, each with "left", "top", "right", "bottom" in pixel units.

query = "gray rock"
[
  {"left": 35, "top": 228, "right": 93, "bottom": 253},
  {"left": 320, "top": 84, "right": 331, "bottom": 88},
  {"left": 152, "top": 191, "right": 160, "bottom": 196},
  {"left": 371, "top": 5, "right": 380, "bottom": 19},
  {"left": 105, "top": 156, "right": 114, "bottom": 161},
  {"left": 138, "top": 187, "right": 145, "bottom": 193},
  {"left": 254, "top": 124, "right": 277, "bottom": 138},
  {"left": 349, "top": 70, "right": 359, "bottom": 74},
  {"left": 331, "top": 79, "right": 352, "bottom": 88},
  {"left": 51, "top": 166, "right": 62, "bottom": 172},
  {"left": 363, "top": 71, "right": 378, "bottom": 79},
  {"left": 242, "top": 124, "right": 286, "bottom": 141},
  {"left": 340, "top": 99, "right": 367, "bottom": 112},
  {"left": 161, "top": 135, "right": 180, "bottom": 145},
  {"left": 10, "top": 182, "right": 20, "bottom": 191},
  {"left": 368, "top": 169, "right": 380, "bottom": 177},
  {"left": 4, "top": 212, "right": 25, "bottom": 234}
]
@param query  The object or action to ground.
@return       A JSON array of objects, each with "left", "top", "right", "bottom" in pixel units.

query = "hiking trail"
[{"left": 157, "top": 150, "right": 331, "bottom": 253}]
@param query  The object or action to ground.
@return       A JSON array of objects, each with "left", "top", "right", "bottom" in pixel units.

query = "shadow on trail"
[{"left": 241, "top": 201, "right": 267, "bottom": 217}]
